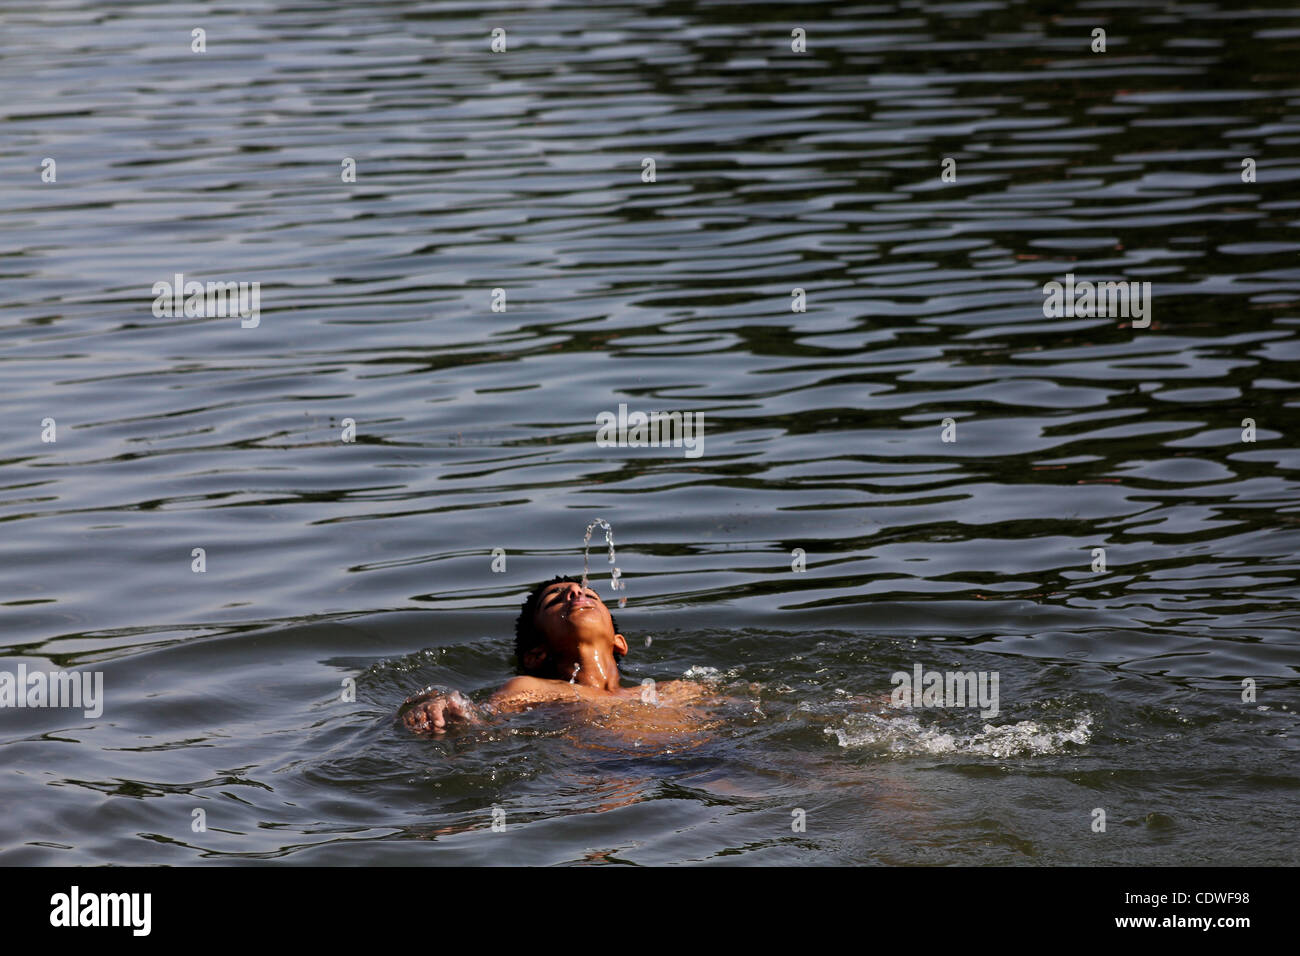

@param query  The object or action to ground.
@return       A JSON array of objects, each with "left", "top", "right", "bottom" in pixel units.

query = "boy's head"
[{"left": 514, "top": 575, "right": 625, "bottom": 678}]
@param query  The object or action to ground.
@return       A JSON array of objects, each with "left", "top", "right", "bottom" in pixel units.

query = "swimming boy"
[{"left": 398, "top": 575, "right": 707, "bottom": 735}]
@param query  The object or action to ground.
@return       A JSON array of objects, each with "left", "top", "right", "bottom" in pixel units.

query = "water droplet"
[{"left": 579, "top": 518, "right": 623, "bottom": 595}]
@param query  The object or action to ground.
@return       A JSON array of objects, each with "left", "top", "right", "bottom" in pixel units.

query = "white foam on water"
[
  {"left": 681, "top": 665, "right": 722, "bottom": 682},
  {"left": 828, "top": 711, "right": 1094, "bottom": 757}
]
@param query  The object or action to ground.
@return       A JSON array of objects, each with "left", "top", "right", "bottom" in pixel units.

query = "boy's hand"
[{"left": 398, "top": 688, "right": 480, "bottom": 734}]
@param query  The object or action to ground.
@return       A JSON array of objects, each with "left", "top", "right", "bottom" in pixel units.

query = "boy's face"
[{"left": 525, "top": 580, "right": 627, "bottom": 671}]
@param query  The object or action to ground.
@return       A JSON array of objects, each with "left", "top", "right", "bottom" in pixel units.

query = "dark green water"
[{"left": 1, "top": 0, "right": 1297, "bottom": 864}]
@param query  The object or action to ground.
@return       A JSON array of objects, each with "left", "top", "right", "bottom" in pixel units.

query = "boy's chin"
[{"left": 559, "top": 609, "right": 605, "bottom": 627}]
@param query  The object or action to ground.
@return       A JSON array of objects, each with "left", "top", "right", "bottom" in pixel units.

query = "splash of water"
[
  {"left": 827, "top": 711, "right": 1093, "bottom": 757},
  {"left": 580, "top": 518, "right": 625, "bottom": 605},
  {"left": 569, "top": 662, "right": 581, "bottom": 685}
]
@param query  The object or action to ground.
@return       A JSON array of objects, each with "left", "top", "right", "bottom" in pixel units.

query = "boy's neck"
[{"left": 551, "top": 640, "right": 621, "bottom": 691}]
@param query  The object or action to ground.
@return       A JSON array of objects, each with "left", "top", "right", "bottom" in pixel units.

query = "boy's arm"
[{"left": 398, "top": 677, "right": 558, "bottom": 734}]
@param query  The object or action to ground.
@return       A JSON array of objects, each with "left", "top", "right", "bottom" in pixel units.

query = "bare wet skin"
[
  {"left": 401, "top": 678, "right": 727, "bottom": 754},
  {"left": 513, "top": 680, "right": 724, "bottom": 752}
]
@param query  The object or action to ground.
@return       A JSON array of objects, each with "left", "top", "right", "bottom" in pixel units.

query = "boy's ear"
[
  {"left": 612, "top": 632, "right": 628, "bottom": 657},
  {"left": 522, "top": 645, "right": 548, "bottom": 671}
]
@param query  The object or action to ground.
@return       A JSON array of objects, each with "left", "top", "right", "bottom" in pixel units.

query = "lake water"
[{"left": 2, "top": 0, "right": 1298, "bottom": 865}]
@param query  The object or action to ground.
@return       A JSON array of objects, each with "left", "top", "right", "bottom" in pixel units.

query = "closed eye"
[{"left": 543, "top": 587, "right": 599, "bottom": 607}]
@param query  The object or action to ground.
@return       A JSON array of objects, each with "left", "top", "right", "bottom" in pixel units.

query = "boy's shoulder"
[
  {"left": 488, "top": 675, "right": 715, "bottom": 716},
  {"left": 490, "top": 674, "right": 581, "bottom": 709},
  {"left": 497, "top": 675, "right": 554, "bottom": 696}
]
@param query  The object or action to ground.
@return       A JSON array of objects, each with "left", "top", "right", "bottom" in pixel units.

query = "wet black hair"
[{"left": 514, "top": 575, "right": 624, "bottom": 677}]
